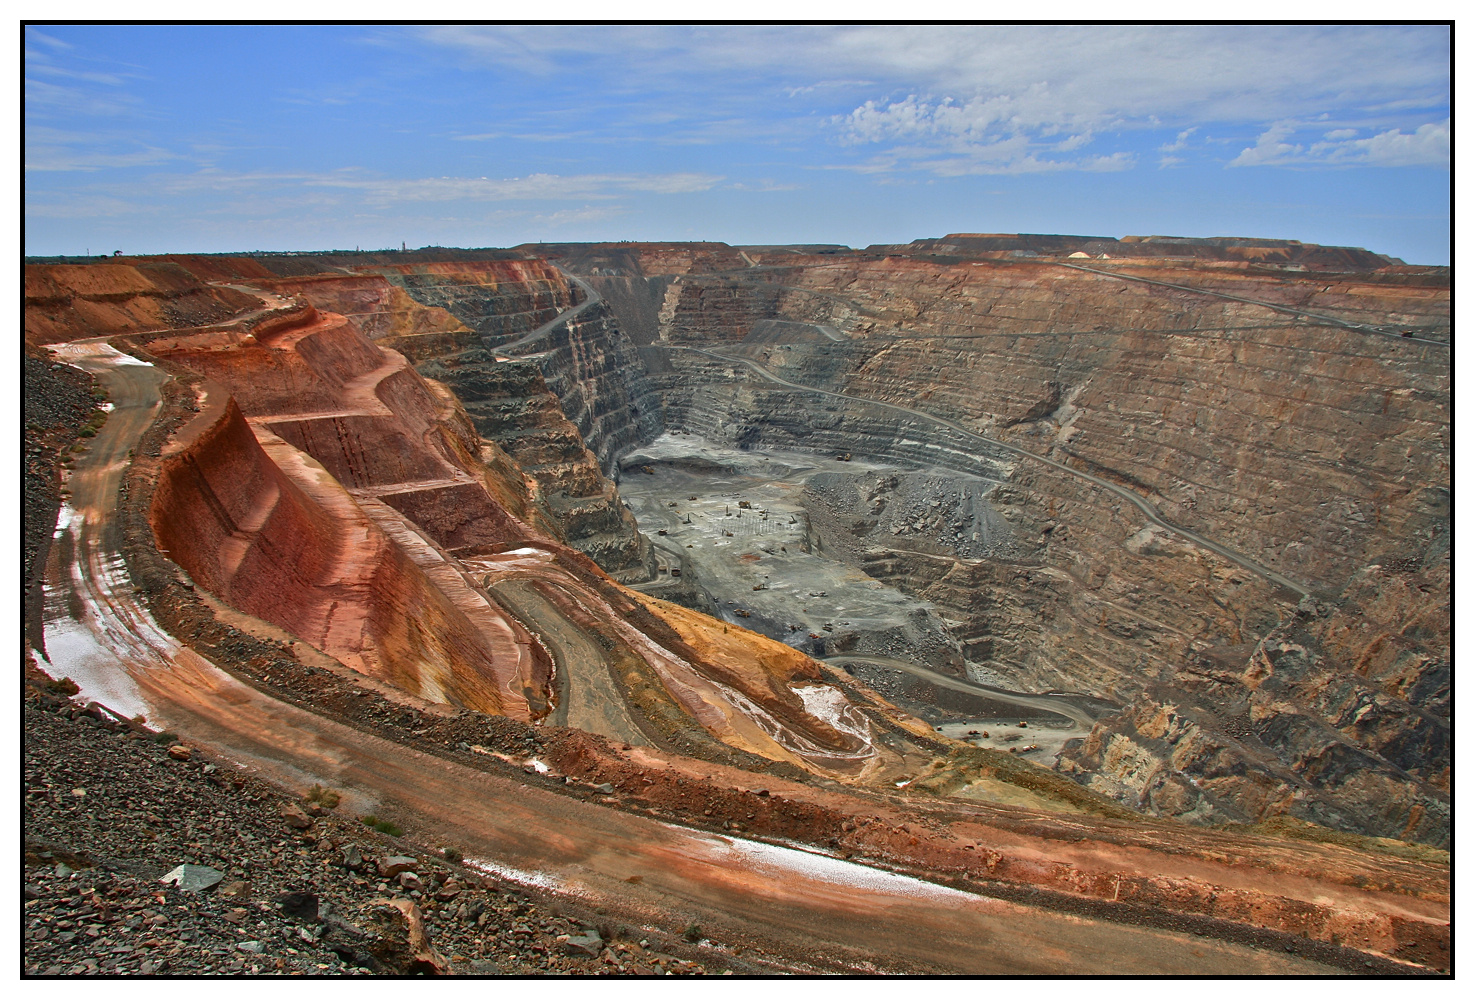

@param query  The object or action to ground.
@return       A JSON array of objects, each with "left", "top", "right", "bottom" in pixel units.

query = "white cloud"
[
  {"left": 1227, "top": 120, "right": 1303, "bottom": 167},
  {"left": 839, "top": 93, "right": 1061, "bottom": 144},
  {"left": 333, "top": 172, "right": 724, "bottom": 202},
  {"left": 411, "top": 24, "right": 1448, "bottom": 129},
  {"left": 1160, "top": 128, "right": 1197, "bottom": 153},
  {"left": 1229, "top": 118, "right": 1449, "bottom": 168},
  {"left": 25, "top": 195, "right": 145, "bottom": 218},
  {"left": 27, "top": 62, "right": 127, "bottom": 87},
  {"left": 933, "top": 150, "right": 1135, "bottom": 177},
  {"left": 1345, "top": 121, "right": 1450, "bottom": 166},
  {"left": 727, "top": 180, "right": 801, "bottom": 192},
  {"left": 405, "top": 24, "right": 1448, "bottom": 178},
  {"left": 25, "top": 28, "right": 73, "bottom": 50},
  {"left": 138, "top": 170, "right": 724, "bottom": 204},
  {"left": 24, "top": 77, "right": 138, "bottom": 118},
  {"left": 530, "top": 206, "right": 627, "bottom": 227},
  {"left": 837, "top": 137, "right": 1134, "bottom": 177},
  {"left": 24, "top": 127, "right": 178, "bottom": 172},
  {"left": 833, "top": 92, "right": 1121, "bottom": 175}
]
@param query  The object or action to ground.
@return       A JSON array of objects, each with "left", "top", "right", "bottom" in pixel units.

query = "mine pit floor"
[
  {"left": 619, "top": 434, "right": 957, "bottom": 659},
  {"left": 618, "top": 433, "right": 1095, "bottom": 766}
]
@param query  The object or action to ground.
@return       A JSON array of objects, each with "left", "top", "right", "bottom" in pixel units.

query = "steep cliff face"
[
  {"left": 250, "top": 272, "right": 470, "bottom": 354},
  {"left": 26, "top": 239, "right": 1448, "bottom": 846},
  {"left": 211, "top": 259, "right": 658, "bottom": 578},
  {"left": 24, "top": 262, "right": 259, "bottom": 345},
  {"left": 530, "top": 301, "right": 667, "bottom": 475},
  {"left": 415, "top": 350, "right": 653, "bottom": 580},
  {"left": 145, "top": 307, "right": 556, "bottom": 716},
  {"left": 579, "top": 240, "right": 1450, "bottom": 844},
  {"left": 376, "top": 263, "right": 662, "bottom": 566},
  {"left": 642, "top": 254, "right": 1449, "bottom": 595},
  {"left": 1059, "top": 553, "right": 1450, "bottom": 845},
  {"left": 355, "top": 252, "right": 672, "bottom": 481},
  {"left": 29, "top": 257, "right": 916, "bottom": 784},
  {"left": 367, "top": 260, "right": 575, "bottom": 352}
]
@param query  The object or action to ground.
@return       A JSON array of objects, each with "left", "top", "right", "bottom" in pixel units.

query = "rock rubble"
[{"left": 23, "top": 689, "right": 734, "bottom": 976}]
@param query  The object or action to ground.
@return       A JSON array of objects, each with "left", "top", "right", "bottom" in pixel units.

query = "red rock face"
[
  {"left": 25, "top": 244, "right": 1451, "bottom": 974},
  {"left": 23, "top": 262, "right": 260, "bottom": 345},
  {"left": 147, "top": 374, "right": 547, "bottom": 717},
  {"left": 37, "top": 258, "right": 874, "bottom": 774},
  {"left": 139, "top": 299, "right": 557, "bottom": 716}
]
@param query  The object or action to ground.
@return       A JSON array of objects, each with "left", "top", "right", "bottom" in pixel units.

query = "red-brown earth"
[{"left": 24, "top": 239, "right": 1450, "bottom": 975}]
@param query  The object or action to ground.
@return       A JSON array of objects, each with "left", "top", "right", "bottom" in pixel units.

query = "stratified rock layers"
[
  {"left": 24, "top": 262, "right": 260, "bottom": 344},
  {"left": 25, "top": 238, "right": 1449, "bottom": 846},
  {"left": 566, "top": 243, "right": 1449, "bottom": 845},
  {"left": 146, "top": 307, "right": 554, "bottom": 715},
  {"left": 28, "top": 258, "right": 896, "bottom": 781},
  {"left": 253, "top": 260, "right": 659, "bottom": 577}
]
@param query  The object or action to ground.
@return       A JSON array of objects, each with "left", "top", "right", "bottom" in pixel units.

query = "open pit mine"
[{"left": 24, "top": 234, "right": 1449, "bottom": 976}]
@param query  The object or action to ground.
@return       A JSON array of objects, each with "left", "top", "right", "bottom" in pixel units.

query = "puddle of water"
[
  {"left": 39, "top": 603, "right": 152, "bottom": 720},
  {"left": 39, "top": 501, "right": 158, "bottom": 719}
]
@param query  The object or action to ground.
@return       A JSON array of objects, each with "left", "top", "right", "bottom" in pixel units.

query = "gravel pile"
[
  {"left": 23, "top": 347, "right": 101, "bottom": 592},
  {"left": 23, "top": 689, "right": 729, "bottom": 977}
]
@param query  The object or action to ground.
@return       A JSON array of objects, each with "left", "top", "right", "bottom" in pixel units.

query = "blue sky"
[{"left": 23, "top": 24, "right": 1451, "bottom": 262}]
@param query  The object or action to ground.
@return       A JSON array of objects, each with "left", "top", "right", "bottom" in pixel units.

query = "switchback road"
[
  {"left": 494, "top": 270, "right": 604, "bottom": 354},
  {"left": 666, "top": 346, "right": 1313, "bottom": 598}
]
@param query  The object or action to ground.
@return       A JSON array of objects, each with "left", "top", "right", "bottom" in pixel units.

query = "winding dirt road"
[
  {"left": 494, "top": 271, "right": 604, "bottom": 354},
  {"left": 825, "top": 654, "right": 1096, "bottom": 732},
  {"left": 38, "top": 338, "right": 1371, "bottom": 975},
  {"left": 489, "top": 578, "right": 649, "bottom": 746}
]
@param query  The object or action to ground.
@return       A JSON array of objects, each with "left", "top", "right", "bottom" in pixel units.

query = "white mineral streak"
[{"left": 698, "top": 831, "right": 975, "bottom": 903}]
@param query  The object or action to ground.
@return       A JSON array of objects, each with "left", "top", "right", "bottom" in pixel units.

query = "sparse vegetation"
[
  {"left": 1226, "top": 816, "right": 1451, "bottom": 865},
  {"left": 77, "top": 409, "right": 109, "bottom": 438},
  {"left": 359, "top": 814, "right": 403, "bottom": 836},
  {"left": 305, "top": 784, "right": 341, "bottom": 809}
]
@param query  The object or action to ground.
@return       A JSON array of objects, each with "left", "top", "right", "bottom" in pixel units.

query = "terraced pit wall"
[
  {"left": 577, "top": 245, "right": 1449, "bottom": 845},
  {"left": 255, "top": 260, "right": 660, "bottom": 580},
  {"left": 142, "top": 309, "right": 556, "bottom": 716},
  {"left": 24, "top": 261, "right": 261, "bottom": 344},
  {"left": 25, "top": 246, "right": 1448, "bottom": 846}
]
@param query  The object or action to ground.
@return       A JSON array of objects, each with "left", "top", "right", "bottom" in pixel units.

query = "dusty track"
[
  {"left": 495, "top": 271, "right": 603, "bottom": 353},
  {"left": 825, "top": 654, "right": 1095, "bottom": 732},
  {"left": 40, "top": 337, "right": 1414, "bottom": 975},
  {"left": 489, "top": 578, "right": 649, "bottom": 745}
]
